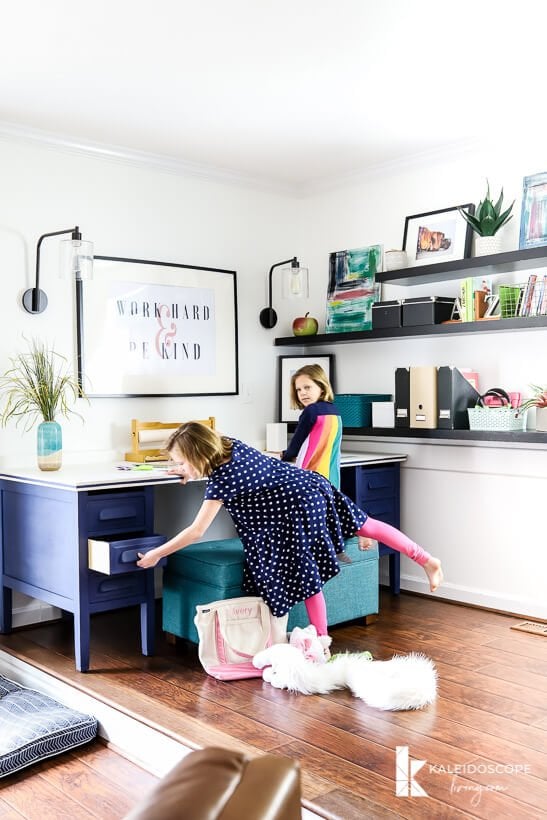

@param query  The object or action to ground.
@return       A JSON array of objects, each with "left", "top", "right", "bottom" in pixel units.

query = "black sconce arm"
[
  {"left": 23, "top": 226, "right": 82, "bottom": 314},
  {"left": 259, "top": 256, "right": 299, "bottom": 329}
]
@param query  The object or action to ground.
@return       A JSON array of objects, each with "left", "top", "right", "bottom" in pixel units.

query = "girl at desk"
[
  {"left": 137, "top": 423, "right": 443, "bottom": 640},
  {"left": 278, "top": 364, "right": 342, "bottom": 488}
]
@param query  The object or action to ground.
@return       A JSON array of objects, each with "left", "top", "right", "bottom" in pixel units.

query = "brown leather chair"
[{"left": 125, "top": 746, "right": 302, "bottom": 820}]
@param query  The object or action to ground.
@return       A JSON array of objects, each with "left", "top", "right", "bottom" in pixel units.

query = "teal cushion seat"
[{"left": 162, "top": 536, "right": 379, "bottom": 644}]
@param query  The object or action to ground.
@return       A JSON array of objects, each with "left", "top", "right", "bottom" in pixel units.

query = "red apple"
[{"left": 292, "top": 312, "right": 318, "bottom": 336}]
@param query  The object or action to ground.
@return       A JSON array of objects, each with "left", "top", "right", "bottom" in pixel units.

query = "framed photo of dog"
[{"left": 403, "top": 204, "right": 475, "bottom": 267}]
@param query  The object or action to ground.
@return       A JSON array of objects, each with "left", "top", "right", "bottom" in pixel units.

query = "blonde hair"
[
  {"left": 166, "top": 422, "right": 233, "bottom": 476},
  {"left": 289, "top": 364, "right": 334, "bottom": 409}
]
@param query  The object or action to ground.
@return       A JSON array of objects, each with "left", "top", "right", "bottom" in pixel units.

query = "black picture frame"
[
  {"left": 277, "top": 354, "right": 335, "bottom": 424},
  {"left": 402, "top": 204, "right": 475, "bottom": 267},
  {"left": 76, "top": 255, "right": 238, "bottom": 397}
]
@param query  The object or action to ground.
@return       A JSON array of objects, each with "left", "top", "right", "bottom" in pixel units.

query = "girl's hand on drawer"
[{"left": 137, "top": 550, "right": 160, "bottom": 569}]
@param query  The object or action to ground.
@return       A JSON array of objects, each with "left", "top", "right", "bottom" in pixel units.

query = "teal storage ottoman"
[
  {"left": 162, "top": 536, "right": 379, "bottom": 644},
  {"left": 162, "top": 538, "right": 245, "bottom": 644},
  {"left": 287, "top": 537, "right": 379, "bottom": 630}
]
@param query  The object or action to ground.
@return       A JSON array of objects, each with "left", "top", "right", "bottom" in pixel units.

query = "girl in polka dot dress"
[{"left": 137, "top": 423, "right": 443, "bottom": 638}]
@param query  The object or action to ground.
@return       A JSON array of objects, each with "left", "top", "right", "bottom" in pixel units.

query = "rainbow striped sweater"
[{"left": 281, "top": 401, "right": 342, "bottom": 488}]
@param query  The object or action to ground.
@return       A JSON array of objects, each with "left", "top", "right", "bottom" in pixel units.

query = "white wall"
[
  {"left": 282, "top": 140, "right": 547, "bottom": 619},
  {"left": 0, "top": 136, "right": 298, "bottom": 463}
]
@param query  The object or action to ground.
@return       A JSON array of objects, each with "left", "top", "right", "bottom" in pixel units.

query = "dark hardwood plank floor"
[
  {"left": 1, "top": 591, "right": 546, "bottom": 819},
  {"left": 0, "top": 742, "right": 159, "bottom": 819}
]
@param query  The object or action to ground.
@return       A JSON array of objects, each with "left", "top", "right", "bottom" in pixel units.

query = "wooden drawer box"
[{"left": 88, "top": 534, "right": 166, "bottom": 575}]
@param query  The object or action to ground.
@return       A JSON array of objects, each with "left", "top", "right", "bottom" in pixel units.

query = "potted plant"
[
  {"left": 0, "top": 339, "right": 86, "bottom": 471},
  {"left": 519, "top": 384, "right": 547, "bottom": 432},
  {"left": 459, "top": 182, "right": 514, "bottom": 255}
]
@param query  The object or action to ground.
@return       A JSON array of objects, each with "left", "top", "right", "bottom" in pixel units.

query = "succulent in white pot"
[{"left": 519, "top": 384, "right": 547, "bottom": 432}]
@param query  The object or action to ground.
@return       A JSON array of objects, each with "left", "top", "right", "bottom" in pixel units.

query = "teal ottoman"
[{"left": 162, "top": 536, "right": 378, "bottom": 644}]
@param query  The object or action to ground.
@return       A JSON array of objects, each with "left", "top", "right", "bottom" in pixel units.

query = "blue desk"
[
  {"left": 0, "top": 465, "right": 180, "bottom": 672},
  {"left": 340, "top": 452, "right": 407, "bottom": 595},
  {"left": 0, "top": 453, "right": 406, "bottom": 671}
]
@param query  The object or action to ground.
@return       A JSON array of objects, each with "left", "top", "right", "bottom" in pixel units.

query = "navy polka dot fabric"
[{"left": 204, "top": 440, "right": 367, "bottom": 616}]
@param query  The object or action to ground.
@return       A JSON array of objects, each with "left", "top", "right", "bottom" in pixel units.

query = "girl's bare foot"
[
  {"left": 424, "top": 557, "right": 443, "bottom": 592},
  {"left": 358, "top": 536, "right": 374, "bottom": 551}
]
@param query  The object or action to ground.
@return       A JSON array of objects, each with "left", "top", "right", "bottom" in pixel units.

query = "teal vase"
[{"left": 37, "top": 420, "right": 62, "bottom": 471}]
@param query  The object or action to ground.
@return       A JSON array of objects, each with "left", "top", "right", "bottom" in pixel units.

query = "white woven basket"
[{"left": 467, "top": 407, "right": 527, "bottom": 431}]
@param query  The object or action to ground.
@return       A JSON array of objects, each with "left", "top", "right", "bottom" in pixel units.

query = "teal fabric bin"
[
  {"left": 162, "top": 536, "right": 379, "bottom": 644},
  {"left": 334, "top": 394, "right": 392, "bottom": 427}
]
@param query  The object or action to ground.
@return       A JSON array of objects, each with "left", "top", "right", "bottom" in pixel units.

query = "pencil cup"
[{"left": 266, "top": 423, "right": 287, "bottom": 451}]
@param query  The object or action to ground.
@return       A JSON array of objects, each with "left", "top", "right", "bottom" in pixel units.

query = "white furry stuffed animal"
[
  {"left": 288, "top": 625, "right": 332, "bottom": 664},
  {"left": 253, "top": 643, "right": 437, "bottom": 711}
]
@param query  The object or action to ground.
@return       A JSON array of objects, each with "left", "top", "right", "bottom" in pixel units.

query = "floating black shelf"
[
  {"left": 275, "top": 315, "right": 547, "bottom": 346},
  {"left": 342, "top": 427, "right": 547, "bottom": 444},
  {"left": 377, "top": 245, "right": 547, "bottom": 286}
]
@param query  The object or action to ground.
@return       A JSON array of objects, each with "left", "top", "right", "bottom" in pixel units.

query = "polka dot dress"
[{"left": 204, "top": 439, "right": 368, "bottom": 617}]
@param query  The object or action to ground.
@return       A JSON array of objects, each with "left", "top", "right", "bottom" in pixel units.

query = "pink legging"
[
  {"left": 304, "top": 517, "right": 431, "bottom": 636},
  {"left": 304, "top": 591, "right": 328, "bottom": 636},
  {"left": 358, "top": 517, "right": 431, "bottom": 566}
]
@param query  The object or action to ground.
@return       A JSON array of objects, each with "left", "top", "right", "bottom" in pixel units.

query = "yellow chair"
[{"left": 124, "top": 417, "right": 216, "bottom": 462}]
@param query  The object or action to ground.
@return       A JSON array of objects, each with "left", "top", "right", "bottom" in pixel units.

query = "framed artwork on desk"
[
  {"left": 77, "top": 255, "right": 238, "bottom": 397},
  {"left": 277, "top": 354, "right": 335, "bottom": 423}
]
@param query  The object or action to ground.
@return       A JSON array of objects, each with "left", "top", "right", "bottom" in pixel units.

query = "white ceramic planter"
[
  {"left": 474, "top": 234, "right": 502, "bottom": 256},
  {"left": 535, "top": 406, "right": 547, "bottom": 432}
]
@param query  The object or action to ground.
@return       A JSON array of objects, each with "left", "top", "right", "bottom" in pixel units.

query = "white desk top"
[
  {"left": 0, "top": 463, "right": 184, "bottom": 492},
  {"left": 0, "top": 451, "right": 406, "bottom": 491},
  {"left": 340, "top": 451, "right": 407, "bottom": 467}
]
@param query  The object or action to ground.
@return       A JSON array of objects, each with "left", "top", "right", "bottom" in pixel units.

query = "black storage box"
[
  {"left": 402, "top": 296, "right": 456, "bottom": 327},
  {"left": 372, "top": 300, "right": 403, "bottom": 329}
]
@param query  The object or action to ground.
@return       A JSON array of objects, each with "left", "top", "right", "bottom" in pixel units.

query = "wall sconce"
[
  {"left": 22, "top": 226, "right": 94, "bottom": 314},
  {"left": 259, "top": 256, "right": 309, "bottom": 328}
]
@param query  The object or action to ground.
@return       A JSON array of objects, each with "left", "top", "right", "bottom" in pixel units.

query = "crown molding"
[
  {"left": 0, "top": 120, "right": 485, "bottom": 199},
  {"left": 299, "top": 138, "right": 485, "bottom": 197},
  {"left": 0, "top": 120, "right": 299, "bottom": 197}
]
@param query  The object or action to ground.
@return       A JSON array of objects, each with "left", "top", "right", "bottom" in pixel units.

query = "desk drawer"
[
  {"left": 87, "top": 492, "right": 147, "bottom": 536},
  {"left": 88, "top": 571, "right": 147, "bottom": 603},
  {"left": 356, "top": 466, "right": 398, "bottom": 502},
  {"left": 88, "top": 534, "right": 167, "bottom": 575},
  {"left": 364, "top": 498, "right": 398, "bottom": 528}
]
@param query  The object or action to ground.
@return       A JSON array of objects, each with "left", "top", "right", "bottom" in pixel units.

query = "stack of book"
[
  {"left": 459, "top": 276, "right": 493, "bottom": 321},
  {"left": 518, "top": 273, "right": 547, "bottom": 317}
]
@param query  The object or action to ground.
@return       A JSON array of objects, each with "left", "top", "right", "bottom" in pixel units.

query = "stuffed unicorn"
[
  {"left": 288, "top": 625, "right": 332, "bottom": 663},
  {"left": 253, "top": 625, "right": 437, "bottom": 711}
]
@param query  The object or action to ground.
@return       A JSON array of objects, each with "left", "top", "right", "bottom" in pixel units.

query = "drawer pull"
[{"left": 98, "top": 505, "right": 138, "bottom": 521}]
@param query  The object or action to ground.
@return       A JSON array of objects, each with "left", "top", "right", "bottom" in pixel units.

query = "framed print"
[
  {"left": 77, "top": 255, "right": 238, "bottom": 397},
  {"left": 326, "top": 245, "right": 381, "bottom": 333},
  {"left": 402, "top": 204, "right": 474, "bottom": 267},
  {"left": 278, "top": 354, "right": 335, "bottom": 423},
  {"left": 519, "top": 172, "right": 547, "bottom": 249}
]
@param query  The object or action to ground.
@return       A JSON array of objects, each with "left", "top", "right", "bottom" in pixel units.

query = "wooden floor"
[{"left": 1, "top": 591, "right": 546, "bottom": 819}]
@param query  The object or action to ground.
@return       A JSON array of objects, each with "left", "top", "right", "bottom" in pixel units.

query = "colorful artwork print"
[
  {"left": 519, "top": 172, "right": 547, "bottom": 250},
  {"left": 325, "top": 245, "right": 380, "bottom": 333}
]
